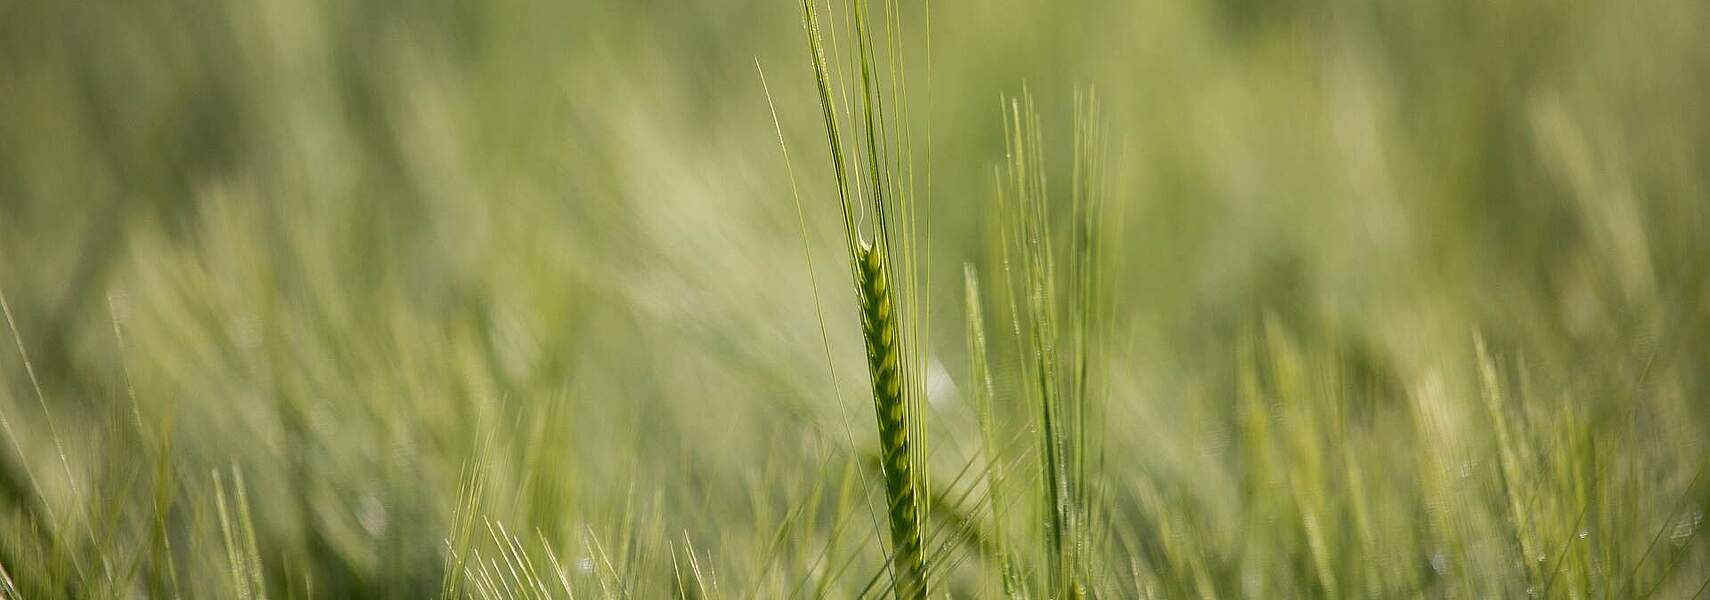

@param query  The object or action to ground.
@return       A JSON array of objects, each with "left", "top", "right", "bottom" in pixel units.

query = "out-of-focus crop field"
[{"left": 1, "top": 0, "right": 1708, "bottom": 596}]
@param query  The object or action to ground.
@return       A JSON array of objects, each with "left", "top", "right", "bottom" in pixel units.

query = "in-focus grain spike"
[{"left": 857, "top": 241, "right": 925, "bottom": 599}]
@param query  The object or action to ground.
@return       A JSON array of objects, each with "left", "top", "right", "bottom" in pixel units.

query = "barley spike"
[{"left": 857, "top": 241, "right": 925, "bottom": 600}]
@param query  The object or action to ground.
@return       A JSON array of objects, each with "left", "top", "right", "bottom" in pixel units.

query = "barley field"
[{"left": 2, "top": 0, "right": 1708, "bottom": 597}]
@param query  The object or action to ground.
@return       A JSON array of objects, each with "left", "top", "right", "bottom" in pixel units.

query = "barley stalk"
[
  {"left": 798, "top": 0, "right": 931, "bottom": 596},
  {"left": 991, "top": 89, "right": 1110, "bottom": 598},
  {"left": 966, "top": 264, "right": 1025, "bottom": 598}
]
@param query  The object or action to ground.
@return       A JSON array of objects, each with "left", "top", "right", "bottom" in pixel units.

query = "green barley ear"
[
  {"left": 857, "top": 241, "right": 925, "bottom": 598},
  {"left": 1477, "top": 334, "right": 1544, "bottom": 590},
  {"left": 993, "top": 87, "right": 1110, "bottom": 598},
  {"left": 799, "top": 0, "right": 931, "bottom": 596},
  {"left": 998, "top": 88, "right": 1075, "bottom": 595}
]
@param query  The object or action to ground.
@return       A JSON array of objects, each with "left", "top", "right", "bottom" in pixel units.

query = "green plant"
[
  {"left": 969, "top": 88, "right": 1112, "bottom": 599},
  {"left": 797, "top": 0, "right": 933, "bottom": 595}
]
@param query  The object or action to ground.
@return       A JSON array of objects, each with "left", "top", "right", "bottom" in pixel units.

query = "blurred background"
[{"left": 2, "top": 0, "right": 1708, "bottom": 596}]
